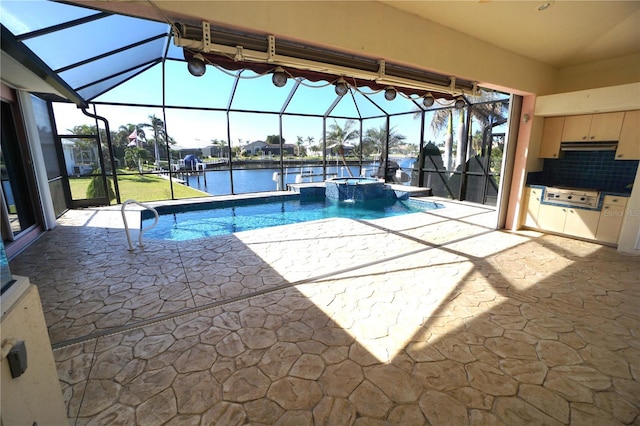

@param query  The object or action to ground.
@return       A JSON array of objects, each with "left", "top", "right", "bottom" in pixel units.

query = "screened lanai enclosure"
[{"left": 1, "top": 0, "right": 513, "bottom": 216}]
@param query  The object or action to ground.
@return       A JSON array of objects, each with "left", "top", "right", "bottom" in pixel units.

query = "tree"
[
  {"left": 362, "top": 125, "right": 407, "bottom": 159},
  {"left": 296, "top": 136, "right": 304, "bottom": 157},
  {"left": 266, "top": 135, "right": 285, "bottom": 145},
  {"left": 415, "top": 91, "right": 509, "bottom": 171},
  {"left": 425, "top": 109, "right": 456, "bottom": 171},
  {"left": 124, "top": 147, "right": 149, "bottom": 172},
  {"left": 113, "top": 124, "right": 141, "bottom": 167},
  {"left": 209, "top": 138, "right": 227, "bottom": 158},
  {"left": 326, "top": 119, "right": 359, "bottom": 176},
  {"left": 67, "top": 124, "right": 116, "bottom": 173},
  {"left": 140, "top": 115, "right": 174, "bottom": 170}
]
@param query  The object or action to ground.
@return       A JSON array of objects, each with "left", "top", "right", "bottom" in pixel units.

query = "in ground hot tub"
[{"left": 325, "top": 177, "right": 393, "bottom": 202}]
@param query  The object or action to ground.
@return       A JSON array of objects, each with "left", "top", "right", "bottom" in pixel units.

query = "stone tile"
[
  {"left": 414, "top": 359, "right": 468, "bottom": 391},
  {"left": 579, "top": 344, "right": 633, "bottom": 379},
  {"left": 119, "top": 366, "right": 177, "bottom": 406},
  {"left": 78, "top": 379, "right": 121, "bottom": 417},
  {"left": 267, "top": 377, "right": 323, "bottom": 410},
  {"left": 543, "top": 369, "right": 593, "bottom": 403},
  {"left": 466, "top": 362, "right": 518, "bottom": 396},
  {"left": 289, "top": 353, "right": 325, "bottom": 380},
  {"left": 24, "top": 204, "right": 637, "bottom": 425},
  {"left": 313, "top": 397, "right": 357, "bottom": 425},
  {"left": 244, "top": 398, "right": 285, "bottom": 424},
  {"left": 499, "top": 359, "right": 548, "bottom": 385},
  {"left": 364, "top": 364, "right": 423, "bottom": 403},
  {"left": 387, "top": 404, "right": 426, "bottom": 425},
  {"left": 349, "top": 380, "right": 393, "bottom": 418},
  {"left": 135, "top": 388, "right": 177, "bottom": 426},
  {"left": 449, "top": 387, "right": 494, "bottom": 411},
  {"left": 173, "top": 371, "right": 221, "bottom": 414},
  {"left": 419, "top": 389, "right": 469, "bottom": 426},
  {"left": 319, "top": 359, "right": 363, "bottom": 398},
  {"left": 517, "top": 384, "right": 570, "bottom": 423},
  {"left": 538, "top": 341, "right": 583, "bottom": 368},
  {"left": 222, "top": 366, "right": 270, "bottom": 402},
  {"left": 493, "top": 397, "right": 564, "bottom": 426}
]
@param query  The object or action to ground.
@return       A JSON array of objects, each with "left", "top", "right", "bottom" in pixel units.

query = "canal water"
[{"left": 181, "top": 159, "right": 416, "bottom": 196}]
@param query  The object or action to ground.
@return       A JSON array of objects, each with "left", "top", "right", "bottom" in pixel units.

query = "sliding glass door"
[{"left": 1, "top": 101, "right": 40, "bottom": 252}]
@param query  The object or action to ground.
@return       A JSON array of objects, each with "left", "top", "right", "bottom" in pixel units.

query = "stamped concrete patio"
[{"left": 9, "top": 198, "right": 640, "bottom": 425}]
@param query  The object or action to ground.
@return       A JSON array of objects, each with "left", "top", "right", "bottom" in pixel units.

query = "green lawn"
[{"left": 68, "top": 173, "right": 209, "bottom": 203}]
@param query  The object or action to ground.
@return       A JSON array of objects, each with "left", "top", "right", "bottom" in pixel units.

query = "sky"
[
  {"left": 52, "top": 61, "right": 438, "bottom": 149},
  {"left": 3, "top": 0, "right": 506, "bottom": 151}
]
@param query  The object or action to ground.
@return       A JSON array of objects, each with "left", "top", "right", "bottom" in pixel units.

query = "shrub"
[{"left": 86, "top": 173, "right": 116, "bottom": 201}]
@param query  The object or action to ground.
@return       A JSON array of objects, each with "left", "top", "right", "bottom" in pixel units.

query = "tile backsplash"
[{"left": 539, "top": 151, "right": 638, "bottom": 193}]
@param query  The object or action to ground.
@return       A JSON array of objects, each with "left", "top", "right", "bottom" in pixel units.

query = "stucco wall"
[
  {"left": 556, "top": 54, "right": 640, "bottom": 93},
  {"left": 1, "top": 278, "right": 67, "bottom": 425},
  {"left": 82, "top": 0, "right": 639, "bottom": 97},
  {"left": 100, "top": 0, "right": 556, "bottom": 96}
]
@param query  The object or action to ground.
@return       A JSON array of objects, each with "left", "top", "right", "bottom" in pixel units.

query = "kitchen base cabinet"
[
  {"left": 523, "top": 187, "right": 542, "bottom": 228},
  {"left": 537, "top": 204, "right": 567, "bottom": 234},
  {"left": 595, "top": 196, "right": 628, "bottom": 244},
  {"left": 525, "top": 192, "right": 629, "bottom": 245},
  {"left": 535, "top": 204, "right": 600, "bottom": 240},
  {"left": 596, "top": 206, "right": 625, "bottom": 244},
  {"left": 564, "top": 208, "right": 600, "bottom": 240}
]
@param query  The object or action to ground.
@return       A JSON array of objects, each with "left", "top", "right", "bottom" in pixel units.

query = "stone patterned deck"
[{"left": 9, "top": 199, "right": 640, "bottom": 425}]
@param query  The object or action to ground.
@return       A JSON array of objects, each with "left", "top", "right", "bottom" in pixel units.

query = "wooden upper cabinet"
[
  {"left": 616, "top": 110, "right": 640, "bottom": 160},
  {"left": 562, "top": 115, "right": 592, "bottom": 141},
  {"left": 561, "top": 112, "right": 624, "bottom": 142},
  {"left": 539, "top": 117, "right": 564, "bottom": 158},
  {"left": 589, "top": 112, "right": 624, "bottom": 141}
]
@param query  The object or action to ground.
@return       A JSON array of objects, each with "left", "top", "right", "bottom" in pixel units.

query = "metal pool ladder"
[{"left": 121, "top": 199, "right": 159, "bottom": 251}]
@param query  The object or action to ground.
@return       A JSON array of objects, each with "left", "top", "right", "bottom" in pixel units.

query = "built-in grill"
[{"left": 543, "top": 186, "right": 601, "bottom": 209}]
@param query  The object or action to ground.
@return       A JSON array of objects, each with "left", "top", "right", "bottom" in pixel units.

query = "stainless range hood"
[{"left": 560, "top": 141, "right": 618, "bottom": 151}]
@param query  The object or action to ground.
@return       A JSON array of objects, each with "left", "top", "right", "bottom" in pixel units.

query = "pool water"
[{"left": 142, "top": 196, "right": 443, "bottom": 242}]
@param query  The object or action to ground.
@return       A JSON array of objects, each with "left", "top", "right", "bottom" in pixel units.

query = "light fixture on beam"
[
  {"left": 454, "top": 97, "right": 466, "bottom": 109},
  {"left": 335, "top": 78, "right": 349, "bottom": 96},
  {"left": 187, "top": 53, "right": 206, "bottom": 77},
  {"left": 423, "top": 93, "right": 435, "bottom": 108},
  {"left": 384, "top": 86, "right": 397, "bottom": 101},
  {"left": 272, "top": 66, "right": 287, "bottom": 87},
  {"left": 174, "top": 25, "right": 479, "bottom": 97}
]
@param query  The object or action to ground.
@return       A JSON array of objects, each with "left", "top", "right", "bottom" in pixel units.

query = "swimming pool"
[{"left": 142, "top": 195, "right": 444, "bottom": 241}]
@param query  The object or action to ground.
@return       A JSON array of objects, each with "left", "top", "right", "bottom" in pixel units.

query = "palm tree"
[
  {"left": 140, "top": 115, "right": 168, "bottom": 170},
  {"left": 210, "top": 138, "right": 227, "bottom": 159},
  {"left": 296, "top": 136, "right": 304, "bottom": 157},
  {"left": 414, "top": 91, "right": 508, "bottom": 171},
  {"left": 326, "top": 119, "right": 359, "bottom": 176},
  {"left": 305, "top": 136, "right": 316, "bottom": 156},
  {"left": 362, "top": 124, "right": 407, "bottom": 159}
]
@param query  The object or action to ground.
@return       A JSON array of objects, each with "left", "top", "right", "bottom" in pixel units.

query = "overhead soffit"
[
  {"left": 2, "top": 0, "right": 522, "bottom": 115},
  {"left": 378, "top": 0, "right": 640, "bottom": 69}
]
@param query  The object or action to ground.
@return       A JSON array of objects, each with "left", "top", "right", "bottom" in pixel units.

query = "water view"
[{"left": 179, "top": 160, "right": 416, "bottom": 196}]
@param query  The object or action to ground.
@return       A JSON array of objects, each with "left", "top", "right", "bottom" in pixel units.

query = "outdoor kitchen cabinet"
[
  {"left": 561, "top": 112, "right": 625, "bottom": 142},
  {"left": 595, "top": 196, "right": 628, "bottom": 244},
  {"left": 536, "top": 204, "right": 600, "bottom": 239},
  {"left": 615, "top": 110, "right": 640, "bottom": 160},
  {"left": 539, "top": 117, "right": 564, "bottom": 158},
  {"left": 523, "top": 187, "right": 542, "bottom": 227},
  {"left": 564, "top": 208, "right": 600, "bottom": 240}
]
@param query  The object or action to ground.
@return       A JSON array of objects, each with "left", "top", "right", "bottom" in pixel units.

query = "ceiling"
[
  {"left": 378, "top": 0, "right": 640, "bottom": 69},
  {"left": 2, "top": 0, "right": 638, "bottom": 107}
]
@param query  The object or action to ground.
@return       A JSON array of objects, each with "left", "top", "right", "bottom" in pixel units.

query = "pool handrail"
[{"left": 121, "top": 199, "right": 159, "bottom": 251}]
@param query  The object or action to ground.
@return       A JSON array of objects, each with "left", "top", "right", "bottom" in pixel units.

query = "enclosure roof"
[{"left": 0, "top": 0, "right": 488, "bottom": 118}]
